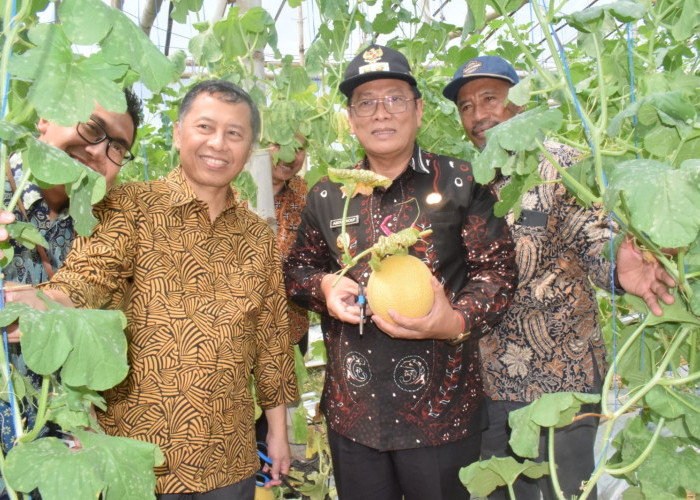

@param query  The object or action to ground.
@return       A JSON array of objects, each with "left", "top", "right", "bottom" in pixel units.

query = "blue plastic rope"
[
  {"left": 535, "top": 0, "right": 627, "bottom": 474},
  {"left": 529, "top": 0, "right": 539, "bottom": 103},
  {"left": 153, "top": 0, "right": 162, "bottom": 53},
  {"left": 1, "top": 0, "right": 23, "bottom": 457},
  {"left": 135, "top": 1, "right": 149, "bottom": 181},
  {"left": 626, "top": 23, "right": 646, "bottom": 404},
  {"left": 539, "top": 0, "right": 594, "bottom": 152}
]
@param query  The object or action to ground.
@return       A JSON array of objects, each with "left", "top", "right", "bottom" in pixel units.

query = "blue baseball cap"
[{"left": 442, "top": 56, "right": 519, "bottom": 102}]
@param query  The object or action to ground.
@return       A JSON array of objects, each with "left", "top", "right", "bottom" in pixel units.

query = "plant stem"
[
  {"left": 0, "top": 448, "right": 18, "bottom": 500},
  {"left": 332, "top": 229, "right": 434, "bottom": 286},
  {"left": 338, "top": 187, "right": 354, "bottom": 265},
  {"left": 601, "top": 315, "right": 650, "bottom": 416},
  {"left": 613, "top": 326, "right": 691, "bottom": 420},
  {"left": 657, "top": 370, "right": 700, "bottom": 387},
  {"left": 18, "top": 375, "right": 50, "bottom": 443},
  {"left": 5, "top": 166, "right": 30, "bottom": 214},
  {"left": 535, "top": 138, "right": 601, "bottom": 205},
  {"left": 547, "top": 426, "right": 566, "bottom": 500},
  {"left": 497, "top": 2, "right": 558, "bottom": 90},
  {"left": 604, "top": 417, "right": 665, "bottom": 475},
  {"left": 585, "top": 323, "right": 684, "bottom": 499},
  {"left": 689, "top": 329, "right": 697, "bottom": 376},
  {"left": 677, "top": 248, "right": 692, "bottom": 300},
  {"left": 592, "top": 33, "right": 608, "bottom": 131}
]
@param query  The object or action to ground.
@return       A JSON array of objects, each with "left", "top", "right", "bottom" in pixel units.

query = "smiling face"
[
  {"left": 456, "top": 77, "right": 523, "bottom": 150},
  {"left": 37, "top": 104, "right": 135, "bottom": 189},
  {"left": 347, "top": 78, "right": 423, "bottom": 166},
  {"left": 173, "top": 92, "right": 254, "bottom": 200}
]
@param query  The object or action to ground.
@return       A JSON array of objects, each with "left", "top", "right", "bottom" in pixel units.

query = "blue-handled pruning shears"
[
  {"left": 256, "top": 442, "right": 300, "bottom": 496},
  {"left": 358, "top": 283, "right": 366, "bottom": 337}
]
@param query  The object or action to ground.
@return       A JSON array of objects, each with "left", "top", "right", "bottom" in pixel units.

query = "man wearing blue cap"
[
  {"left": 443, "top": 56, "right": 676, "bottom": 499},
  {"left": 286, "top": 46, "right": 518, "bottom": 500}
]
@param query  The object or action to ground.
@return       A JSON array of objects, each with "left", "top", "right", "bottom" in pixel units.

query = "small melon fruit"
[
  {"left": 255, "top": 486, "right": 275, "bottom": 500},
  {"left": 366, "top": 254, "right": 435, "bottom": 325}
]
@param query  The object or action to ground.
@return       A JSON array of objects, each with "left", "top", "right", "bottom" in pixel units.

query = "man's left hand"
[
  {"left": 264, "top": 428, "right": 291, "bottom": 489},
  {"left": 371, "top": 277, "right": 463, "bottom": 341},
  {"left": 617, "top": 235, "right": 676, "bottom": 316}
]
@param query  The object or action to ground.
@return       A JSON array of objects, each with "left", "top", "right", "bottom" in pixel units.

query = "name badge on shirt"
[
  {"left": 330, "top": 215, "right": 359, "bottom": 228},
  {"left": 517, "top": 209, "right": 548, "bottom": 227}
]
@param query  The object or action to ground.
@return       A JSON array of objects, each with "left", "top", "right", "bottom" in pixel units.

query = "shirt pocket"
[{"left": 512, "top": 210, "right": 549, "bottom": 284}]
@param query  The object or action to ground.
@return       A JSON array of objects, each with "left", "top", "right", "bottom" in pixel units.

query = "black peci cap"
[{"left": 339, "top": 44, "right": 419, "bottom": 99}]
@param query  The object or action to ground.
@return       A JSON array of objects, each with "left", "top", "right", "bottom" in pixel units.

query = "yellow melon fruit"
[
  {"left": 366, "top": 254, "right": 435, "bottom": 325},
  {"left": 254, "top": 485, "right": 275, "bottom": 500}
]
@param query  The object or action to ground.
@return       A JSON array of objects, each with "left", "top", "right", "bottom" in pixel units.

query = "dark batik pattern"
[
  {"left": 480, "top": 142, "right": 615, "bottom": 402},
  {"left": 285, "top": 144, "right": 517, "bottom": 451},
  {"left": 43, "top": 167, "right": 298, "bottom": 494}
]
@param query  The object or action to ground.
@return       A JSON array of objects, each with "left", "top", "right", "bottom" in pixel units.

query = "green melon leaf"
[
  {"left": 459, "top": 456, "right": 549, "bottom": 497},
  {"left": 171, "top": 0, "right": 203, "bottom": 24},
  {"left": 0, "top": 121, "right": 31, "bottom": 145},
  {"left": 19, "top": 297, "right": 128, "bottom": 391},
  {"left": 101, "top": 9, "right": 180, "bottom": 92},
  {"left": 8, "top": 24, "right": 125, "bottom": 126},
  {"left": 509, "top": 392, "right": 600, "bottom": 458},
  {"left": 4, "top": 430, "right": 163, "bottom": 500},
  {"left": 58, "top": 0, "right": 112, "bottom": 45},
  {"left": 604, "top": 159, "right": 700, "bottom": 248},
  {"left": 5, "top": 221, "right": 48, "bottom": 250}
]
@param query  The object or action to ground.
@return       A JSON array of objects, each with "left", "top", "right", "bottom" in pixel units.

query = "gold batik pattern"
[
  {"left": 43, "top": 167, "right": 298, "bottom": 494},
  {"left": 274, "top": 176, "right": 309, "bottom": 345}
]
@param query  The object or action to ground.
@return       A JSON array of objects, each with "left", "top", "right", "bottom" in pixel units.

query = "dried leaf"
[{"left": 328, "top": 167, "right": 391, "bottom": 198}]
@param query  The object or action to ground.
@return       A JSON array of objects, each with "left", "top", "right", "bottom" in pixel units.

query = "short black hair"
[
  {"left": 123, "top": 88, "right": 141, "bottom": 147},
  {"left": 178, "top": 80, "right": 260, "bottom": 145}
]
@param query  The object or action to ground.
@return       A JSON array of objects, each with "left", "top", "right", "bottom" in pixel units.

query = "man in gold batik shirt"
[{"left": 9, "top": 80, "right": 298, "bottom": 499}]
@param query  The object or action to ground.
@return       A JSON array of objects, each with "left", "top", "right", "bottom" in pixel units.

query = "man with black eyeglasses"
[
  {"left": 0, "top": 89, "right": 140, "bottom": 477},
  {"left": 285, "top": 45, "right": 518, "bottom": 500}
]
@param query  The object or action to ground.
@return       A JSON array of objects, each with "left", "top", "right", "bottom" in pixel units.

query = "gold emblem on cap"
[
  {"left": 363, "top": 47, "right": 383, "bottom": 64},
  {"left": 462, "top": 60, "right": 483, "bottom": 76}
]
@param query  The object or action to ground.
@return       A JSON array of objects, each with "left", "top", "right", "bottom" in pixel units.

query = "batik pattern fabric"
[
  {"left": 42, "top": 167, "right": 299, "bottom": 494},
  {"left": 480, "top": 141, "right": 615, "bottom": 402},
  {"left": 274, "top": 176, "right": 309, "bottom": 345},
  {"left": 285, "top": 144, "right": 518, "bottom": 451},
  {"left": 1, "top": 155, "right": 74, "bottom": 455}
]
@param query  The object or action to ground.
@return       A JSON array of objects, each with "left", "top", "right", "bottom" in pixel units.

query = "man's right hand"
[
  {"left": 321, "top": 274, "right": 366, "bottom": 324},
  {"left": 2, "top": 282, "right": 44, "bottom": 342},
  {"left": 0, "top": 210, "right": 15, "bottom": 260},
  {"left": 3, "top": 286, "right": 73, "bottom": 342}
]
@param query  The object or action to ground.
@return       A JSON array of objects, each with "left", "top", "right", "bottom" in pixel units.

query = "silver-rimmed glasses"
[{"left": 350, "top": 96, "right": 416, "bottom": 117}]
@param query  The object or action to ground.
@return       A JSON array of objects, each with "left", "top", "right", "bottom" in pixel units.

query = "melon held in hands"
[{"left": 366, "top": 254, "right": 435, "bottom": 325}]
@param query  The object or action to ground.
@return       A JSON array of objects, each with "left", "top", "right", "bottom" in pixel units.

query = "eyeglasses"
[
  {"left": 350, "top": 96, "right": 416, "bottom": 117},
  {"left": 75, "top": 119, "right": 135, "bottom": 167}
]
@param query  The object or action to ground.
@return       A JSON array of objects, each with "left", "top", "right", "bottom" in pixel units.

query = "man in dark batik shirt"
[
  {"left": 442, "top": 55, "right": 676, "bottom": 500},
  {"left": 285, "top": 45, "right": 518, "bottom": 500}
]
